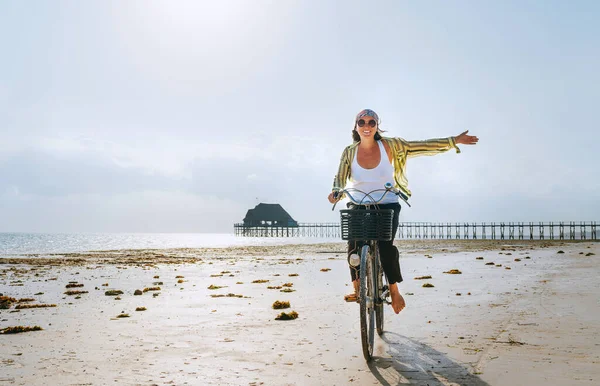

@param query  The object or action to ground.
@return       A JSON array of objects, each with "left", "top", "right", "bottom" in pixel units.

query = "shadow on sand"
[{"left": 368, "top": 332, "right": 490, "bottom": 386}]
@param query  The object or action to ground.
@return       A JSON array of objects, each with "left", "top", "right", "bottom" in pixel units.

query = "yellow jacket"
[{"left": 332, "top": 136, "right": 460, "bottom": 198}]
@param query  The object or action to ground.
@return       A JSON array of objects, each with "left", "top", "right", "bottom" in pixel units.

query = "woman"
[{"left": 328, "top": 109, "right": 479, "bottom": 314}]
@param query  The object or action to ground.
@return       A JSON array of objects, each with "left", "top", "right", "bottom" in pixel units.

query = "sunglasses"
[{"left": 357, "top": 119, "right": 377, "bottom": 128}]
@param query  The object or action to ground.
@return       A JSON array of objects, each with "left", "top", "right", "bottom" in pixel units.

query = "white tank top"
[{"left": 346, "top": 140, "right": 398, "bottom": 205}]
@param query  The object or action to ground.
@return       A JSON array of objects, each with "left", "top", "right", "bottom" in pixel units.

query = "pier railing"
[
  {"left": 234, "top": 223, "right": 340, "bottom": 238},
  {"left": 234, "top": 221, "right": 598, "bottom": 240}
]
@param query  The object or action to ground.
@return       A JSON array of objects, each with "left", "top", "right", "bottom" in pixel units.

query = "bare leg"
[
  {"left": 389, "top": 283, "right": 406, "bottom": 314},
  {"left": 344, "top": 280, "right": 360, "bottom": 302}
]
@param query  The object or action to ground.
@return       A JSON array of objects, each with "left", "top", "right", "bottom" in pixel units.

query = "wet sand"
[{"left": 1, "top": 240, "right": 598, "bottom": 385}]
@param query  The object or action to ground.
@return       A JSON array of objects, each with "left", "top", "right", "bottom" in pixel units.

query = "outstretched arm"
[{"left": 403, "top": 130, "right": 478, "bottom": 158}]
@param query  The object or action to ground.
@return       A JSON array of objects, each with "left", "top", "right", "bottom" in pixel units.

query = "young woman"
[{"left": 328, "top": 109, "right": 478, "bottom": 314}]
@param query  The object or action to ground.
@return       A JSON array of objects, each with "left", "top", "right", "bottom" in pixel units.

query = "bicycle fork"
[{"left": 373, "top": 242, "right": 392, "bottom": 306}]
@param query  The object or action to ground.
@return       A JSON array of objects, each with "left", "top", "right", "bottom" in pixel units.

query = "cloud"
[
  {"left": 2, "top": 130, "right": 598, "bottom": 233},
  {"left": 0, "top": 190, "right": 245, "bottom": 233},
  {"left": 0, "top": 133, "right": 343, "bottom": 231}
]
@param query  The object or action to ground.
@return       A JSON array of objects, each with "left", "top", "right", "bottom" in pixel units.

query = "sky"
[{"left": 1, "top": 0, "right": 599, "bottom": 233}]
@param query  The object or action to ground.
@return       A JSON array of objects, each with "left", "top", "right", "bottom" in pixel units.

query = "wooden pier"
[
  {"left": 234, "top": 221, "right": 598, "bottom": 240},
  {"left": 234, "top": 223, "right": 339, "bottom": 238}
]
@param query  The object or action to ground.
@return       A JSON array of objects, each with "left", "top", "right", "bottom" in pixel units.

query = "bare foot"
[{"left": 389, "top": 283, "right": 406, "bottom": 314}]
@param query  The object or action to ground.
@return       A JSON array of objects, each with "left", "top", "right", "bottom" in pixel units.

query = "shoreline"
[
  {"left": 1, "top": 240, "right": 598, "bottom": 385},
  {"left": 0, "top": 239, "right": 590, "bottom": 264}
]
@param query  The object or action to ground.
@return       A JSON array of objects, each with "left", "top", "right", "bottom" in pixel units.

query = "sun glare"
[{"left": 146, "top": 1, "right": 251, "bottom": 33}]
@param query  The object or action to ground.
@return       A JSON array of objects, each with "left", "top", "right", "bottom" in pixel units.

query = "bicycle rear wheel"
[
  {"left": 374, "top": 245, "right": 385, "bottom": 336},
  {"left": 359, "top": 244, "right": 375, "bottom": 361}
]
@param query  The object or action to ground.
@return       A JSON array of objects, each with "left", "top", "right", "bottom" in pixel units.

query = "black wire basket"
[{"left": 340, "top": 209, "right": 394, "bottom": 241}]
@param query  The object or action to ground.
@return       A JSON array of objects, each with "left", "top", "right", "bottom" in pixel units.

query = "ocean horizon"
[{"left": 0, "top": 232, "right": 341, "bottom": 257}]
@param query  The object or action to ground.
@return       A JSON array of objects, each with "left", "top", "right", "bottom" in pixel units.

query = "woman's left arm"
[{"left": 403, "top": 130, "right": 478, "bottom": 158}]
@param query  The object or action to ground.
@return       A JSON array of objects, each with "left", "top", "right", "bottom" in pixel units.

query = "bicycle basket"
[{"left": 340, "top": 209, "right": 394, "bottom": 241}]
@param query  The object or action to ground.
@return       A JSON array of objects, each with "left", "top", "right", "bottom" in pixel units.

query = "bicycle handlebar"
[{"left": 331, "top": 183, "right": 411, "bottom": 211}]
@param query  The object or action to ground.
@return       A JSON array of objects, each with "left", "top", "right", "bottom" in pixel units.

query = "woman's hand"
[
  {"left": 455, "top": 130, "right": 479, "bottom": 145},
  {"left": 328, "top": 191, "right": 340, "bottom": 204}
]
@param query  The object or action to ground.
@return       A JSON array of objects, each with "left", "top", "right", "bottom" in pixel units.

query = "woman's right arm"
[
  {"left": 332, "top": 147, "right": 350, "bottom": 190},
  {"left": 329, "top": 147, "right": 350, "bottom": 202}
]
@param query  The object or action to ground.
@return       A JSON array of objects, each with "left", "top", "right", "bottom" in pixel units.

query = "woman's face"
[{"left": 355, "top": 115, "right": 378, "bottom": 139}]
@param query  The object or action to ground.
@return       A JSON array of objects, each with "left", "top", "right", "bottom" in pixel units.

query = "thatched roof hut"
[{"left": 243, "top": 203, "right": 298, "bottom": 227}]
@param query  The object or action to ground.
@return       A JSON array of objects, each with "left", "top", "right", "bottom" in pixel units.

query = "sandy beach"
[{"left": 1, "top": 240, "right": 598, "bottom": 386}]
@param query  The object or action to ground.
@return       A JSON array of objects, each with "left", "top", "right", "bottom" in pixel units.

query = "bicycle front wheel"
[{"left": 359, "top": 244, "right": 375, "bottom": 361}]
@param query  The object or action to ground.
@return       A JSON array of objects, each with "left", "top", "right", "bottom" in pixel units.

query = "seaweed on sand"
[
  {"left": 275, "top": 311, "right": 298, "bottom": 320},
  {"left": 210, "top": 293, "right": 245, "bottom": 298},
  {"left": 272, "top": 300, "right": 290, "bottom": 309},
  {"left": 414, "top": 275, "right": 432, "bottom": 280},
  {"left": 0, "top": 326, "right": 43, "bottom": 334},
  {"left": 0, "top": 296, "right": 17, "bottom": 309},
  {"left": 15, "top": 304, "right": 57, "bottom": 309},
  {"left": 443, "top": 269, "right": 462, "bottom": 274},
  {"left": 64, "top": 290, "right": 88, "bottom": 295}
]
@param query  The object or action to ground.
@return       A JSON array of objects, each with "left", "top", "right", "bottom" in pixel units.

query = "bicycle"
[{"left": 332, "top": 182, "right": 410, "bottom": 361}]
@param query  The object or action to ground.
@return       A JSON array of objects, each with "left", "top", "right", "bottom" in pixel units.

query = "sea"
[{"left": 0, "top": 233, "right": 340, "bottom": 257}]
